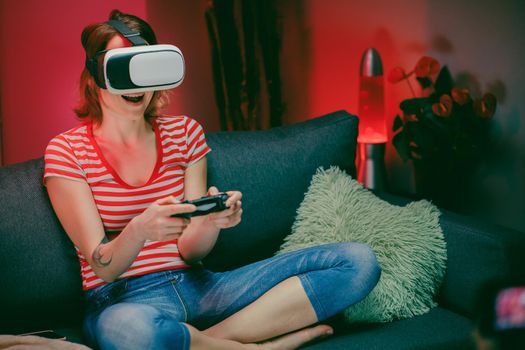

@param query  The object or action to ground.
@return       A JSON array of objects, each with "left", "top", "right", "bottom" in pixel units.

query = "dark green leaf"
[
  {"left": 410, "top": 123, "right": 433, "bottom": 153},
  {"left": 393, "top": 115, "right": 403, "bottom": 132},
  {"left": 400, "top": 98, "right": 430, "bottom": 115},
  {"left": 392, "top": 131, "right": 411, "bottom": 161},
  {"left": 416, "top": 77, "right": 433, "bottom": 89},
  {"left": 434, "top": 66, "right": 454, "bottom": 96}
]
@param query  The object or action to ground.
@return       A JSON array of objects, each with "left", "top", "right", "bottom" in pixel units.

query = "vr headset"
[{"left": 86, "top": 19, "right": 185, "bottom": 94}]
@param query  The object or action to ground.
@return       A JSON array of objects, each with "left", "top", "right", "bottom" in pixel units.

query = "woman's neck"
[{"left": 93, "top": 113, "right": 153, "bottom": 146}]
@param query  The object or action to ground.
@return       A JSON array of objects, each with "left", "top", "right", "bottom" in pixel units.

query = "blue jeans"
[{"left": 83, "top": 242, "right": 381, "bottom": 350}]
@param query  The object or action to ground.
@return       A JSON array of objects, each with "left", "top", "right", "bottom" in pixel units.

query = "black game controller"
[{"left": 172, "top": 193, "right": 230, "bottom": 219}]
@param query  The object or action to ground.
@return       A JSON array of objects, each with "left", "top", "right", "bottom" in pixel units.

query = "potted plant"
[{"left": 389, "top": 56, "right": 497, "bottom": 210}]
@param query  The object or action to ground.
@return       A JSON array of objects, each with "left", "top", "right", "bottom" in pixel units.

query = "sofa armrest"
[
  {"left": 376, "top": 191, "right": 525, "bottom": 318},
  {"left": 435, "top": 209, "right": 525, "bottom": 317}
]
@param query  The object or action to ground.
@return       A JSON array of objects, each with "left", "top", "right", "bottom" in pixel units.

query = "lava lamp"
[{"left": 357, "top": 48, "right": 387, "bottom": 190}]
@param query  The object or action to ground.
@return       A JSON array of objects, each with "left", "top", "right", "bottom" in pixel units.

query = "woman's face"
[{"left": 98, "top": 35, "right": 154, "bottom": 119}]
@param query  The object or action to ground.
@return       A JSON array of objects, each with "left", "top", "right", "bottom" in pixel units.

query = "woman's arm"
[
  {"left": 177, "top": 157, "right": 243, "bottom": 263},
  {"left": 46, "top": 177, "right": 195, "bottom": 282}
]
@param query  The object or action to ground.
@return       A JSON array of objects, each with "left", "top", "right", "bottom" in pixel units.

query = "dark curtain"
[{"left": 205, "top": 0, "right": 283, "bottom": 131}]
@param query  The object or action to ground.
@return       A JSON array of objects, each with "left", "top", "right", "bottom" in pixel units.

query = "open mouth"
[{"left": 121, "top": 94, "right": 145, "bottom": 103}]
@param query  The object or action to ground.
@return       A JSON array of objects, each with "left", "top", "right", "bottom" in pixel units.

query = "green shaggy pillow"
[{"left": 278, "top": 167, "right": 447, "bottom": 323}]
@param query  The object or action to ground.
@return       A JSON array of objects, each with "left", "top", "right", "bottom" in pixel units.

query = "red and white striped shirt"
[{"left": 43, "top": 116, "right": 211, "bottom": 290}]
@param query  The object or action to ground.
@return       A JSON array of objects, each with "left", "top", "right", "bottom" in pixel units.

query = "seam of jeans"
[
  {"left": 168, "top": 274, "right": 189, "bottom": 322},
  {"left": 180, "top": 322, "right": 191, "bottom": 350},
  {"left": 298, "top": 274, "right": 328, "bottom": 321}
]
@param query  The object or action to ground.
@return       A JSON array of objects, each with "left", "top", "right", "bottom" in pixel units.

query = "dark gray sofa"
[{"left": 1, "top": 110, "right": 524, "bottom": 349}]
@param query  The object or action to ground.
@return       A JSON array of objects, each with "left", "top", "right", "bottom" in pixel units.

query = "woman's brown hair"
[{"left": 74, "top": 10, "right": 168, "bottom": 124}]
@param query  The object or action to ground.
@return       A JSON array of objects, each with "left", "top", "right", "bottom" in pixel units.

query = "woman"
[{"left": 44, "top": 10, "right": 381, "bottom": 350}]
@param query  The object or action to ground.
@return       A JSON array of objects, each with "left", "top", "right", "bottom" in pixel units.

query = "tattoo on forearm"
[{"left": 92, "top": 236, "right": 113, "bottom": 268}]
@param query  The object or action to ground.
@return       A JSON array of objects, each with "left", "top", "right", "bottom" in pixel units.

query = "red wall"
[
  {"left": 0, "top": 0, "right": 427, "bottom": 168},
  {"left": 0, "top": 0, "right": 147, "bottom": 165},
  {"left": 306, "top": 1, "right": 427, "bottom": 122},
  {"left": 146, "top": 0, "right": 220, "bottom": 132},
  {"left": 289, "top": 0, "right": 431, "bottom": 191},
  {"left": 0, "top": 0, "right": 220, "bottom": 165}
]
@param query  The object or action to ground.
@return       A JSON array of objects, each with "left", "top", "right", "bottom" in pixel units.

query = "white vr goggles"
[{"left": 86, "top": 20, "right": 185, "bottom": 94}]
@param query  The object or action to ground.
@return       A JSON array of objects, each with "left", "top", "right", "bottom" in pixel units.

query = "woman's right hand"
[{"left": 131, "top": 196, "right": 196, "bottom": 242}]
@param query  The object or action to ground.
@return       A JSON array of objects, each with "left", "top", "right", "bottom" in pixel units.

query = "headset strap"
[{"left": 106, "top": 19, "right": 148, "bottom": 46}]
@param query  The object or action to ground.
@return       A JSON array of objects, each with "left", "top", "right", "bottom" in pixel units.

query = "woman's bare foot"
[
  {"left": 187, "top": 323, "right": 333, "bottom": 350},
  {"left": 257, "top": 324, "right": 334, "bottom": 350}
]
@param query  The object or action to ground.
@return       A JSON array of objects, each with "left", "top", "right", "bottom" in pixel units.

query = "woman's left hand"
[{"left": 207, "top": 186, "right": 243, "bottom": 229}]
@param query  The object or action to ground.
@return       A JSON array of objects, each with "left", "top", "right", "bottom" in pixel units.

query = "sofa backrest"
[
  {"left": 0, "top": 110, "right": 358, "bottom": 332},
  {"left": 204, "top": 111, "right": 358, "bottom": 270},
  {"left": 0, "top": 158, "right": 84, "bottom": 333}
]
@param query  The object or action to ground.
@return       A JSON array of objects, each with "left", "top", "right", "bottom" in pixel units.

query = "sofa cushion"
[
  {"left": 279, "top": 167, "right": 447, "bottom": 323},
  {"left": 203, "top": 110, "right": 358, "bottom": 271},
  {"left": 0, "top": 159, "right": 84, "bottom": 333},
  {"left": 303, "top": 307, "right": 475, "bottom": 350},
  {"left": 435, "top": 211, "right": 525, "bottom": 317}
]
